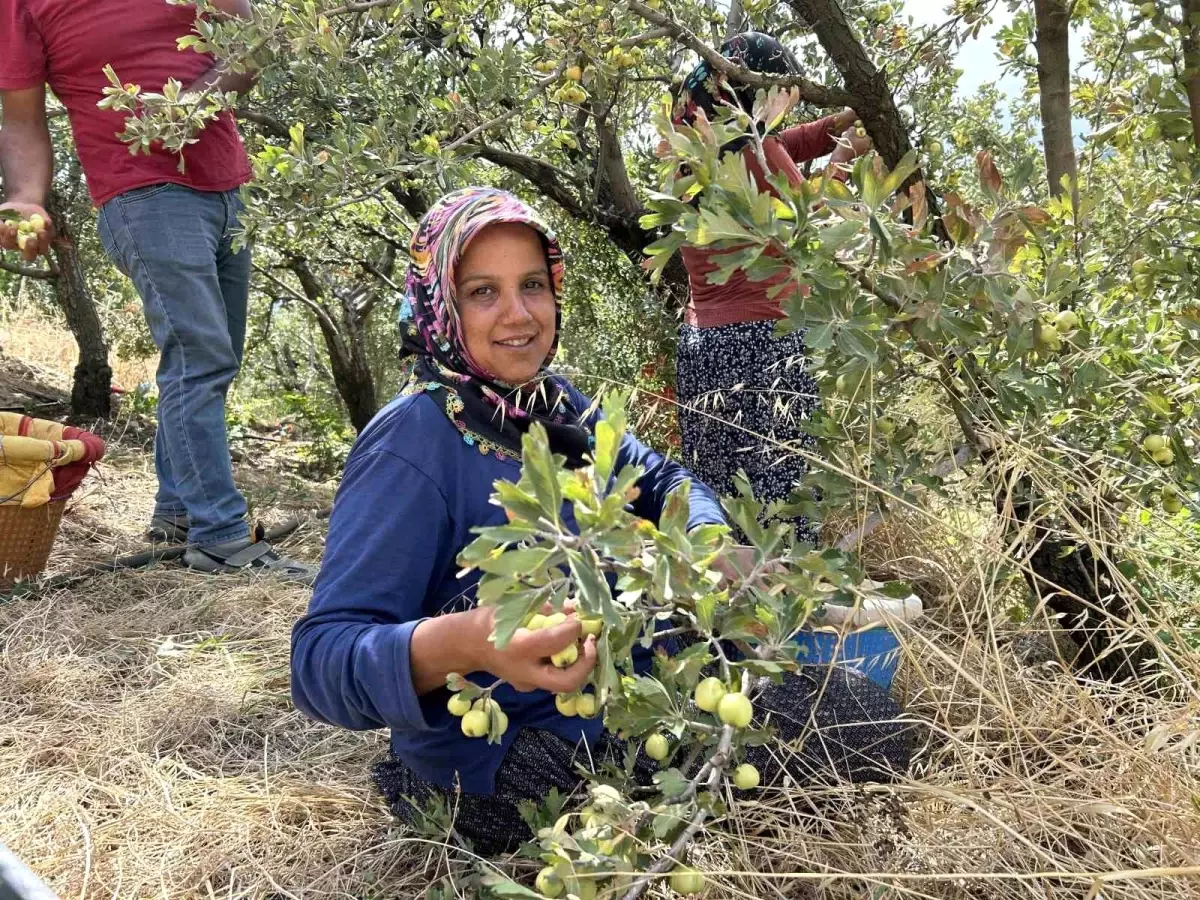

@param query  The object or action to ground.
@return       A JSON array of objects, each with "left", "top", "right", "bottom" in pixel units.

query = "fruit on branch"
[
  {"left": 1152, "top": 447, "right": 1175, "bottom": 466},
  {"left": 1053, "top": 310, "right": 1079, "bottom": 334},
  {"left": 1142, "top": 435, "right": 1168, "bottom": 453},
  {"left": 694, "top": 677, "right": 727, "bottom": 713},
  {"left": 580, "top": 616, "right": 604, "bottom": 637},
  {"left": 645, "top": 733, "right": 670, "bottom": 761},
  {"left": 551, "top": 643, "right": 580, "bottom": 668},
  {"left": 669, "top": 866, "right": 706, "bottom": 895},
  {"left": 461, "top": 708, "right": 489, "bottom": 737},
  {"left": 536, "top": 866, "right": 565, "bottom": 898},
  {"left": 717, "top": 692, "right": 753, "bottom": 729},
  {"left": 575, "top": 692, "right": 598, "bottom": 718},
  {"left": 447, "top": 692, "right": 472, "bottom": 716},
  {"left": 733, "top": 763, "right": 760, "bottom": 790},
  {"left": 556, "top": 693, "right": 579, "bottom": 716}
]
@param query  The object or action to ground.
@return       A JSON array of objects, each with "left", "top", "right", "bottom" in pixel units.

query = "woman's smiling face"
[{"left": 455, "top": 222, "right": 557, "bottom": 386}]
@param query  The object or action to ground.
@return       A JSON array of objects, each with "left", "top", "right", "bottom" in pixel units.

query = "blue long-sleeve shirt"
[{"left": 290, "top": 380, "right": 725, "bottom": 795}]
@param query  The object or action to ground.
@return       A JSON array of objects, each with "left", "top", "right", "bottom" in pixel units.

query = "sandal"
[
  {"left": 181, "top": 538, "right": 318, "bottom": 585},
  {"left": 146, "top": 515, "right": 190, "bottom": 544}
]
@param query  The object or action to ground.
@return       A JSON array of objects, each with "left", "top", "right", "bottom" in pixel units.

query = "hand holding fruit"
[
  {"left": 475, "top": 605, "right": 597, "bottom": 694},
  {"left": 0, "top": 203, "right": 54, "bottom": 261}
]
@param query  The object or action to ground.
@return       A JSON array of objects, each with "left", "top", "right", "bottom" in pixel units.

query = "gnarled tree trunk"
[{"left": 47, "top": 193, "right": 112, "bottom": 420}]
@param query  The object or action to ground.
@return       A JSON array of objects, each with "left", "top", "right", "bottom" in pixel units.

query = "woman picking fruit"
[
  {"left": 672, "top": 32, "right": 873, "bottom": 544},
  {"left": 291, "top": 187, "right": 911, "bottom": 858}
]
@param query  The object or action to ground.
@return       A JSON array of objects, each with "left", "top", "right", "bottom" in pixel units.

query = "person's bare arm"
[
  {"left": 408, "top": 605, "right": 598, "bottom": 696},
  {"left": 184, "top": 0, "right": 257, "bottom": 98},
  {"left": 207, "top": 0, "right": 252, "bottom": 17},
  {"left": 0, "top": 85, "right": 55, "bottom": 260}
]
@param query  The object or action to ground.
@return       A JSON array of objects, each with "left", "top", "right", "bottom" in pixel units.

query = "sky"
[
  {"left": 902, "top": 0, "right": 1021, "bottom": 100},
  {"left": 900, "top": 1, "right": 1091, "bottom": 137}
]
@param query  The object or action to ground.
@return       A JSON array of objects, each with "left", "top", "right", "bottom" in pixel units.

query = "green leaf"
[
  {"left": 521, "top": 423, "right": 563, "bottom": 523},
  {"left": 651, "top": 768, "right": 690, "bottom": 800},
  {"left": 478, "top": 875, "right": 544, "bottom": 899},
  {"left": 476, "top": 546, "right": 558, "bottom": 577}
]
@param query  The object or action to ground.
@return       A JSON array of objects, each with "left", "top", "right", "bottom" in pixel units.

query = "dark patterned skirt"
[
  {"left": 676, "top": 319, "right": 820, "bottom": 543},
  {"left": 373, "top": 667, "right": 913, "bottom": 857}
]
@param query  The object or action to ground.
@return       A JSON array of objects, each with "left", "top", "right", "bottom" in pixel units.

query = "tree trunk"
[
  {"left": 46, "top": 193, "right": 112, "bottom": 420},
  {"left": 1032, "top": 0, "right": 1079, "bottom": 207},
  {"left": 1182, "top": 0, "right": 1200, "bottom": 146},
  {"left": 1009, "top": 487, "right": 1158, "bottom": 685},
  {"left": 784, "top": 0, "right": 947, "bottom": 241},
  {"left": 726, "top": 0, "right": 746, "bottom": 40},
  {"left": 288, "top": 258, "right": 379, "bottom": 432}
]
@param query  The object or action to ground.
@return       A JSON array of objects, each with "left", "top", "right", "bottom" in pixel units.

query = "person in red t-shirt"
[
  {"left": 671, "top": 32, "right": 872, "bottom": 544},
  {"left": 0, "top": 0, "right": 313, "bottom": 581}
]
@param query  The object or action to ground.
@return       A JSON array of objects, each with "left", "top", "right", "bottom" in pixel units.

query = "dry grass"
[
  {"left": 0, "top": 310, "right": 157, "bottom": 396},
  {"left": 1, "top": 337, "right": 1199, "bottom": 899}
]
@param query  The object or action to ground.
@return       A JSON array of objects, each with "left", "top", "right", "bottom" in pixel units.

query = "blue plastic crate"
[{"left": 793, "top": 625, "right": 903, "bottom": 690}]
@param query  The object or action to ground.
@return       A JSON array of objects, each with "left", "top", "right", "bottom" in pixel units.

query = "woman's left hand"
[{"left": 709, "top": 545, "right": 783, "bottom": 587}]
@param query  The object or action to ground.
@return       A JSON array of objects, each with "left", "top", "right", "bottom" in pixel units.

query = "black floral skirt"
[
  {"left": 373, "top": 667, "right": 913, "bottom": 857},
  {"left": 676, "top": 319, "right": 821, "bottom": 543}
]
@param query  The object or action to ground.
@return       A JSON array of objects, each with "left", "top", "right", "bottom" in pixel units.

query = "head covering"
[
  {"left": 672, "top": 32, "right": 801, "bottom": 153},
  {"left": 398, "top": 186, "right": 592, "bottom": 468}
]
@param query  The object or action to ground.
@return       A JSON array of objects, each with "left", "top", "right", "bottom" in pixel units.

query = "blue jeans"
[{"left": 97, "top": 183, "right": 250, "bottom": 547}]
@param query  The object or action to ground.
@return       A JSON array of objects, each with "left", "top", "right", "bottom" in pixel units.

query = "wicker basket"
[
  {"left": 0, "top": 498, "right": 67, "bottom": 590},
  {"left": 0, "top": 413, "right": 105, "bottom": 590}
]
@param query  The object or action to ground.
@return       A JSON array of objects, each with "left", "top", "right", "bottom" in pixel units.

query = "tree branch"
[
  {"left": 0, "top": 258, "right": 57, "bottom": 280},
  {"left": 237, "top": 106, "right": 291, "bottom": 139},
  {"left": 627, "top": 0, "right": 854, "bottom": 109},
  {"left": 473, "top": 144, "right": 587, "bottom": 219},
  {"left": 834, "top": 443, "right": 974, "bottom": 551}
]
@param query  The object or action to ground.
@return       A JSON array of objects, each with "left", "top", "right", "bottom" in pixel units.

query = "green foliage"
[{"left": 455, "top": 392, "right": 903, "bottom": 895}]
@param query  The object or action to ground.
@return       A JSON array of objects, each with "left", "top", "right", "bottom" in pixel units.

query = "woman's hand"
[
  {"left": 709, "top": 545, "right": 785, "bottom": 587},
  {"left": 475, "top": 607, "right": 598, "bottom": 694}
]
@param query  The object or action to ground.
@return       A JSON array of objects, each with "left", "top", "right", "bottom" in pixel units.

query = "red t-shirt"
[
  {"left": 0, "top": 0, "right": 252, "bottom": 207},
  {"left": 681, "top": 116, "right": 839, "bottom": 329}
]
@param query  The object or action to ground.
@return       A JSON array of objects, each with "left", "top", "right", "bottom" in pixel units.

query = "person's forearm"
[
  {"left": 0, "top": 120, "right": 53, "bottom": 207},
  {"left": 185, "top": 62, "right": 258, "bottom": 100},
  {"left": 409, "top": 607, "right": 493, "bottom": 695}
]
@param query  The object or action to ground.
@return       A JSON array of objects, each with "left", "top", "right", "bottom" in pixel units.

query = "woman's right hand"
[{"left": 475, "top": 607, "right": 598, "bottom": 694}]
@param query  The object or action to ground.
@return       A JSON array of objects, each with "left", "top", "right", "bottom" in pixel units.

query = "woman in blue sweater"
[{"left": 290, "top": 187, "right": 911, "bottom": 856}]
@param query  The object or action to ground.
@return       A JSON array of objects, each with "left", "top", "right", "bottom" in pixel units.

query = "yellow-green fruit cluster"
[
  {"left": 1143, "top": 434, "right": 1175, "bottom": 466},
  {"left": 1162, "top": 485, "right": 1184, "bottom": 514},
  {"left": 451, "top": 695, "right": 508, "bottom": 739},
  {"left": 13, "top": 214, "right": 46, "bottom": 251},
  {"left": 556, "top": 691, "right": 598, "bottom": 718}
]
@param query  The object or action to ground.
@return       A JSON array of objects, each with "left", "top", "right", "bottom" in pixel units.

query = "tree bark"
[
  {"left": 725, "top": 0, "right": 746, "bottom": 40},
  {"left": 1032, "top": 0, "right": 1079, "bottom": 206},
  {"left": 784, "top": 0, "right": 947, "bottom": 240},
  {"left": 1182, "top": 0, "right": 1200, "bottom": 147},
  {"left": 287, "top": 258, "right": 378, "bottom": 432},
  {"left": 46, "top": 193, "right": 112, "bottom": 419}
]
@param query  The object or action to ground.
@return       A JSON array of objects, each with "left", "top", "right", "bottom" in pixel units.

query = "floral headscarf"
[
  {"left": 672, "top": 32, "right": 801, "bottom": 153},
  {"left": 398, "top": 187, "right": 592, "bottom": 467}
]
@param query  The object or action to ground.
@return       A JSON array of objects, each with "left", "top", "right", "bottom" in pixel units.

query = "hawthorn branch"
[
  {"left": 834, "top": 443, "right": 974, "bottom": 551},
  {"left": 442, "top": 59, "right": 568, "bottom": 153},
  {"left": 626, "top": 0, "right": 853, "bottom": 109},
  {"left": 620, "top": 671, "right": 750, "bottom": 900},
  {"left": 0, "top": 258, "right": 57, "bottom": 280}
]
